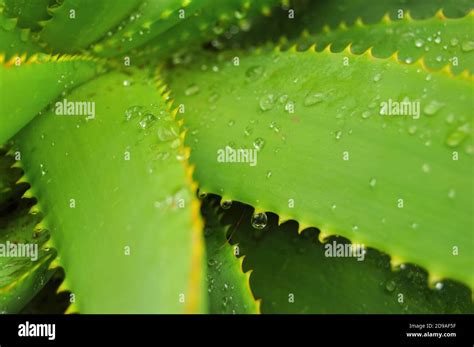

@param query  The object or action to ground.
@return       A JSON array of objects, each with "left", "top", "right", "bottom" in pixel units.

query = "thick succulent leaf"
[
  {"left": 286, "top": 12, "right": 474, "bottom": 75},
  {"left": 167, "top": 48, "right": 473, "bottom": 289},
  {"left": 92, "top": 0, "right": 189, "bottom": 57},
  {"left": 219, "top": 200, "right": 472, "bottom": 313},
  {"left": 2, "top": 0, "right": 51, "bottom": 31},
  {"left": 202, "top": 197, "right": 258, "bottom": 314},
  {"left": 12, "top": 69, "right": 207, "bottom": 313},
  {"left": 228, "top": 0, "right": 474, "bottom": 50},
  {"left": 0, "top": 149, "right": 17, "bottom": 208},
  {"left": 39, "top": 0, "right": 141, "bottom": 53},
  {"left": 302, "top": 0, "right": 474, "bottom": 30},
  {"left": 0, "top": 8, "right": 43, "bottom": 59},
  {"left": 0, "top": 207, "right": 54, "bottom": 314},
  {"left": 0, "top": 152, "right": 54, "bottom": 313},
  {"left": 132, "top": 0, "right": 280, "bottom": 61},
  {"left": 0, "top": 54, "right": 100, "bottom": 145}
]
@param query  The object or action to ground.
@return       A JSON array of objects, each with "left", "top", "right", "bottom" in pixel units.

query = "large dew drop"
[
  {"left": 423, "top": 100, "right": 444, "bottom": 116},
  {"left": 259, "top": 94, "right": 275, "bottom": 111},
  {"left": 445, "top": 123, "right": 470, "bottom": 148},
  {"left": 251, "top": 212, "right": 268, "bottom": 230},
  {"left": 304, "top": 91, "right": 325, "bottom": 106},
  {"left": 245, "top": 65, "right": 264, "bottom": 81},
  {"left": 220, "top": 199, "right": 232, "bottom": 210},
  {"left": 185, "top": 84, "right": 200, "bottom": 96}
]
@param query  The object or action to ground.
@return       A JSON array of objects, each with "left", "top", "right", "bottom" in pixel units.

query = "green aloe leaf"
[
  {"left": 132, "top": 0, "right": 280, "bottom": 61},
  {"left": 285, "top": 11, "right": 474, "bottom": 75},
  {"left": 2, "top": 0, "right": 51, "bottom": 31},
  {"left": 0, "top": 206, "right": 55, "bottom": 314},
  {"left": 218, "top": 200, "right": 473, "bottom": 313},
  {"left": 39, "top": 0, "right": 141, "bottom": 53},
  {"left": 202, "top": 197, "right": 258, "bottom": 314},
  {"left": 0, "top": 149, "right": 18, "bottom": 208},
  {"left": 303, "top": 0, "right": 474, "bottom": 31},
  {"left": 12, "top": 69, "right": 207, "bottom": 313},
  {"left": 0, "top": 54, "right": 100, "bottom": 145},
  {"left": 229, "top": 0, "right": 474, "bottom": 50},
  {"left": 92, "top": 0, "right": 191, "bottom": 57},
  {"left": 166, "top": 47, "right": 473, "bottom": 289},
  {"left": 0, "top": 150, "right": 55, "bottom": 313},
  {"left": 0, "top": 8, "right": 43, "bottom": 59}
]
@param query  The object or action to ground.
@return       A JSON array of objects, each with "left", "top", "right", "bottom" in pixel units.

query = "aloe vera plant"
[{"left": 0, "top": 0, "right": 472, "bottom": 315}]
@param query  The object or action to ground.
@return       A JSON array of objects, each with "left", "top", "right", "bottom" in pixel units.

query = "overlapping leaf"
[
  {"left": 167, "top": 47, "right": 473, "bottom": 289},
  {"left": 219, "top": 200, "right": 473, "bottom": 313},
  {"left": 39, "top": 0, "right": 141, "bottom": 53},
  {"left": 13, "top": 69, "right": 207, "bottom": 313},
  {"left": 284, "top": 11, "right": 474, "bottom": 75},
  {"left": 0, "top": 150, "right": 55, "bottom": 314},
  {"left": 0, "top": 54, "right": 100, "bottom": 144},
  {"left": 201, "top": 197, "right": 258, "bottom": 314}
]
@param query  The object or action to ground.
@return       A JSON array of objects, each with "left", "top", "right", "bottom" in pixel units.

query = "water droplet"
[
  {"left": 361, "top": 110, "right": 371, "bottom": 119},
  {"left": 123, "top": 80, "right": 130, "bottom": 87},
  {"left": 259, "top": 94, "right": 275, "bottom": 111},
  {"left": 269, "top": 121, "right": 280, "bottom": 132},
  {"left": 447, "top": 188, "right": 456, "bottom": 199},
  {"left": 408, "top": 125, "right": 417, "bottom": 135},
  {"left": 373, "top": 73, "right": 382, "bottom": 82},
  {"left": 423, "top": 100, "right": 444, "bottom": 116},
  {"left": 450, "top": 38, "right": 459, "bottom": 46},
  {"left": 352, "top": 225, "right": 359, "bottom": 232},
  {"left": 465, "top": 144, "right": 474, "bottom": 155},
  {"left": 208, "top": 92, "right": 220, "bottom": 103},
  {"left": 461, "top": 40, "right": 474, "bottom": 52},
  {"left": 220, "top": 199, "right": 232, "bottom": 210},
  {"left": 139, "top": 113, "right": 157, "bottom": 129},
  {"left": 434, "top": 36, "right": 441, "bottom": 44},
  {"left": 251, "top": 212, "right": 267, "bottom": 230},
  {"left": 253, "top": 137, "right": 265, "bottom": 151},
  {"left": 331, "top": 204, "right": 337, "bottom": 211},
  {"left": 445, "top": 114, "right": 455, "bottom": 124},
  {"left": 304, "top": 91, "right": 325, "bottom": 106},
  {"left": 125, "top": 105, "right": 145, "bottom": 121},
  {"left": 244, "top": 126, "right": 253, "bottom": 137},
  {"left": 245, "top": 65, "right": 264, "bottom": 81},
  {"left": 414, "top": 39, "right": 424, "bottom": 48},
  {"left": 284, "top": 100, "right": 295, "bottom": 113},
  {"left": 228, "top": 119, "right": 235, "bottom": 127},
  {"left": 385, "top": 280, "right": 396, "bottom": 292},
  {"left": 411, "top": 222, "right": 418, "bottom": 230},
  {"left": 335, "top": 130, "right": 342, "bottom": 140},
  {"left": 405, "top": 57, "right": 413, "bottom": 64},
  {"left": 277, "top": 94, "right": 288, "bottom": 104},
  {"left": 40, "top": 163, "right": 47, "bottom": 176},
  {"left": 422, "top": 163, "right": 431, "bottom": 173},
  {"left": 185, "top": 84, "right": 200, "bottom": 96},
  {"left": 435, "top": 282, "right": 444, "bottom": 290},
  {"left": 208, "top": 259, "right": 216, "bottom": 267},
  {"left": 369, "top": 177, "right": 377, "bottom": 188},
  {"left": 445, "top": 123, "right": 470, "bottom": 147},
  {"left": 266, "top": 170, "right": 272, "bottom": 179},
  {"left": 157, "top": 122, "right": 179, "bottom": 142}
]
